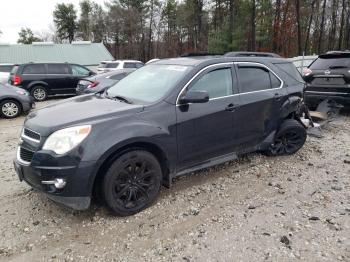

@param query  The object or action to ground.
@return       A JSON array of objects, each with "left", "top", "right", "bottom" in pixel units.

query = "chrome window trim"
[
  {"left": 21, "top": 128, "right": 41, "bottom": 143},
  {"left": 234, "top": 62, "right": 284, "bottom": 94},
  {"left": 176, "top": 62, "right": 234, "bottom": 105},
  {"left": 176, "top": 62, "right": 284, "bottom": 106}
]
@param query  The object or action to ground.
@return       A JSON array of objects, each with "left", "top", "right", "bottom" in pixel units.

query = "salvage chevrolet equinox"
[{"left": 14, "top": 56, "right": 307, "bottom": 216}]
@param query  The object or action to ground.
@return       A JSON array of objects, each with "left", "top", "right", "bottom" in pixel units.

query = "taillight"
[
  {"left": 89, "top": 81, "right": 99, "bottom": 88},
  {"left": 12, "top": 75, "right": 22, "bottom": 85},
  {"left": 302, "top": 68, "right": 312, "bottom": 77}
]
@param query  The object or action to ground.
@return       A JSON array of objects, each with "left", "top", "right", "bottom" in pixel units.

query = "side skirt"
[{"left": 174, "top": 152, "right": 238, "bottom": 178}]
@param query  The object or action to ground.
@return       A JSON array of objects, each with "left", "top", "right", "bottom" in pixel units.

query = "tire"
[
  {"left": 265, "top": 119, "right": 307, "bottom": 156},
  {"left": 102, "top": 150, "right": 162, "bottom": 216},
  {"left": 31, "top": 86, "right": 47, "bottom": 101},
  {"left": 0, "top": 99, "right": 22, "bottom": 119}
]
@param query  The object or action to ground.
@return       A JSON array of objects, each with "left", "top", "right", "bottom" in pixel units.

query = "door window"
[
  {"left": 189, "top": 68, "right": 233, "bottom": 99},
  {"left": 124, "top": 63, "right": 137, "bottom": 68},
  {"left": 71, "top": 65, "right": 90, "bottom": 76},
  {"left": 47, "top": 64, "right": 70, "bottom": 74},
  {"left": 23, "top": 64, "right": 46, "bottom": 74},
  {"left": 238, "top": 66, "right": 278, "bottom": 92}
]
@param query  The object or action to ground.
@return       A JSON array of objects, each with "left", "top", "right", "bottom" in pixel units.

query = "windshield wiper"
[
  {"left": 104, "top": 92, "right": 133, "bottom": 104},
  {"left": 329, "top": 65, "right": 347, "bottom": 69}
]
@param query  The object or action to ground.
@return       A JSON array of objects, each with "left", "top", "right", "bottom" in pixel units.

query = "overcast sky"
[{"left": 0, "top": 0, "right": 107, "bottom": 44}]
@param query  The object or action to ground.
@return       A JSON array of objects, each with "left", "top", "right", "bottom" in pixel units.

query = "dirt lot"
[{"left": 0, "top": 100, "right": 349, "bottom": 262}]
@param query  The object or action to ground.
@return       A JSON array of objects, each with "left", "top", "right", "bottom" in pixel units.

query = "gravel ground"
[{"left": 0, "top": 100, "right": 349, "bottom": 262}]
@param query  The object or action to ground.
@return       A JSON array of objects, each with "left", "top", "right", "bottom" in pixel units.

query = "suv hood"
[{"left": 25, "top": 95, "right": 144, "bottom": 135}]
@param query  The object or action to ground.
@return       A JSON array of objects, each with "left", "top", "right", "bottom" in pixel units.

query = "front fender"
[{"left": 83, "top": 120, "right": 177, "bottom": 192}]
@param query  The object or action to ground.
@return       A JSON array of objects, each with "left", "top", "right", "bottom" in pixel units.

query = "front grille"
[
  {"left": 23, "top": 128, "right": 40, "bottom": 142},
  {"left": 19, "top": 147, "right": 34, "bottom": 163}
]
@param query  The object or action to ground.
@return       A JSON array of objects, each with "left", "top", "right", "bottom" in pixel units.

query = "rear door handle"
[
  {"left": 225, "top": 103, "right": 239, "bottom": 111},
  {"left": 274, "top": 93, "right": 283, "bottom": 101}
]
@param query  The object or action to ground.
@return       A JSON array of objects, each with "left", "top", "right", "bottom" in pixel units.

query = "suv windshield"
[
  {"left": 107, "top": 64, "right": 191, "bottom": 103},
  {"left": 310, "top": 56, "right": 350, "bottom": 70}
]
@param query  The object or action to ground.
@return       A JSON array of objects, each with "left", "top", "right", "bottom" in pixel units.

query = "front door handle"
[{"left": 225, "top": 103, "right": 239, "bottom": 111}]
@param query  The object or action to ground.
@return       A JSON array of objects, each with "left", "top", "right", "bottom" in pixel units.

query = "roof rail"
[
  {"left": 224, "top": 51, "right": 281, "bottom": 58},
  {"left": 180, "top": 52, "right": 223, "bottom": 57}
]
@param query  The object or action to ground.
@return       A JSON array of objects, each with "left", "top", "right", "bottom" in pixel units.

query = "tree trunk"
[
  {"left": 273, "top": 0, "right": 282, "bottom": 52},
  {"left": 295, "top": 0, "right": 302, "bottom": 55},
  {"left": 318, "top": 0, "right": 327, "bottom": 54},
  {"left": 338, "top": 0, "right": 346, "bottom": 50},
  {"left": 304, "top": 0, "right": 316, "bottom": 55},
  {"left": 228, "top": 0, "right": 234, "bottom": 50},
  {"left": 250, "top": 0, "right": 256, "bottom": 51}
]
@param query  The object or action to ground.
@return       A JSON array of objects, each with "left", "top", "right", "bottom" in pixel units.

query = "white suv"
[
  {"left": 0, "top": 64, "right": 14, "bottom": 84},
  {"left": 97, "top": 60, "right": 144, "bottom": 73}
]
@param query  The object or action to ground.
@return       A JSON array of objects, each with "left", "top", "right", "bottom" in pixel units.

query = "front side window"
[
  {"left": 105, "top": 63, "right": 119, "bottom": 69},
  {"left": 238, "top": 66, "right": 273, "bottom": 92},
  {"left": 190, "top": 68, "right": 233, "bottom": 99},
  {"left": 124, "top": 63, "right": 137, "bottom": 68},
  {"left": 107, "top": 64, "right": 191, "bottom": 103},
  {"left": 71, "top": 65, "right": 90, "bottom": 76},
  {"left": 23, "top": 64, "right": 46, "bottom": 74},
  {"left": 47, "top": 64, "right": 70, "bottom": 74}
]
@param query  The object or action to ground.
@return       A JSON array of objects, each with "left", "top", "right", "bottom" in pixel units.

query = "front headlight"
[
  {"left": 16, "top": 90, "right": 29, "bottom": 96},
  {"left": 43, "top": 125, "right": 91, "bottom": 155}
]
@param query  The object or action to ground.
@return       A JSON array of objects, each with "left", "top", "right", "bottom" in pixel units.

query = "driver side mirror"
[{"left": 179, "top": 90, "right": 209, "bottom": 104}]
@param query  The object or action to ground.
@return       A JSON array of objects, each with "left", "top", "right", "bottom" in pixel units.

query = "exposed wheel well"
[{"left": 92, "top": 142, "right": 170, "bottom": 200}]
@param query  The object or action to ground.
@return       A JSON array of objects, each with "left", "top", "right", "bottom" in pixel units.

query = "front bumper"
[
  {"left": 21, "top": 96, "right": 35, "bottom": 113},
  {"left": 13, "top": 149, "right": 97, "bottom": 210}
]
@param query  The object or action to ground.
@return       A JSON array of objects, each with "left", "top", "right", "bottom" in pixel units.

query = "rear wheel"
[
  {"left": 265, "top": 119, "right": 307, "bottom": 156},
  {"left": 0, "top": 100, "right": 22, "bottom": 119},
  {"left": 102, "top": 150, "right": 162, "bottom": 216},
  {"left": 31, "top": 86, "right": 47, "bottom": 101}
]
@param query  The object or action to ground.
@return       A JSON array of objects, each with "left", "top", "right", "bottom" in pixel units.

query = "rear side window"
[
  {"left": 238, "top": 66, "right": 273, "bottom": 92},
  {"left": 310, "top": 57, "right": 350, "bottom": 69},
  {"left": 23, "top": 64, "right": 46, "bottom": 74},
  {"left": 190, "top": 68, "right": 233, "bottom": 99},
  {"left": 47, "top": 64, "right": 70, "bottom": 74},
  {"left": 110, "top": 73, "right": 127, "bottom": 80},
  {"left": 71, "top": 65, "right": 90, "bottom": 76},
  {"left": 0, "top": 65, "right": 13, "bottom": 72},
  {"left": 135, "top": 63, "right": 144, "bottom": 68},
  {"left": 275, "top": 62, "right": 303, "bottom": 82}
]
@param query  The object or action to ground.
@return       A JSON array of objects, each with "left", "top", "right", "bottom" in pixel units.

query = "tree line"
[{"left": 14, "top": 0, "right": 350, "bottom": 60}]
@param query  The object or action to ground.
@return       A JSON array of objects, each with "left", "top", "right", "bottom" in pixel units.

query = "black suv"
[
  {"left": 303, "top": 51, "right": 350, "bottom": 107},
  {"left": 9, "top": 63, "right": 95, "bottom": 101},
  {"left": 14, "top": 56, "right": 307, "bottom": 216}
]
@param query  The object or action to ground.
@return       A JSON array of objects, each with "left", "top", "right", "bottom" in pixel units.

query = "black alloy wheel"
[
  {"left": 103, "top": 150, "right": 162, "bottom": 216},
  {"left": 266, "top": 119, "right": 307, "bottom": 156}
]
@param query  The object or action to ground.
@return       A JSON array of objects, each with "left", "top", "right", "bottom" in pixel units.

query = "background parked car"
[
  {"left": 303, "top": 51, "right": 350, "bottom": 107},
  {"left": 0, "top": 83, "right": 34, "bottom": 119},
  {"left": 0, "top": 64, "right": 14, "bottom": 84},
  {"left": 76, "top": 69, "right": 136, "bottom": 95},
  {"left": 9, "top": 63, "right": 95, "bottom": 101},
  {"left": 97, "top": 60, "right": 144, "bottom": 73}
]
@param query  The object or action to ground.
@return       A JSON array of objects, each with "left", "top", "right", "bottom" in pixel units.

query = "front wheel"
[
  {"left": 102, "top": 150, "right": 162, "bottom": 216},
  {"left": 0, "top": 100, "right": 22, "bottom": 119},
  {"left": 265, "top": 119, "right": 307, "bottom": 156}
]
